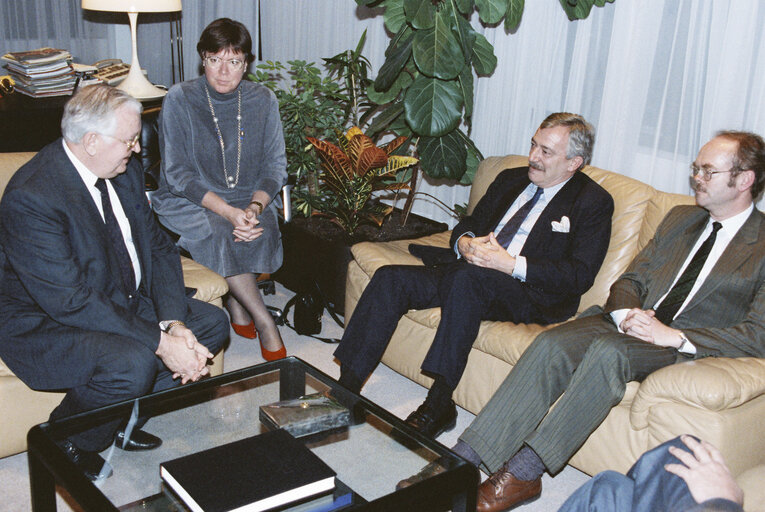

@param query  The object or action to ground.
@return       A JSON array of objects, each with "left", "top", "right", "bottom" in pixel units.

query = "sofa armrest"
[
  {"left": 630, "top": 357, "right": 765, "bottom": 429},
  {"left": 180, "top": 256, "right": 229, "bottom": 307}
]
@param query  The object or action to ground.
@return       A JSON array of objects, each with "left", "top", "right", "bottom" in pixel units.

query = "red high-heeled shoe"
[
  {"left": 231, "top": 321, "right": 257, "bottom": 339},
  {"left": 261, "top": 345, "right": 287, "bottom": 361}
]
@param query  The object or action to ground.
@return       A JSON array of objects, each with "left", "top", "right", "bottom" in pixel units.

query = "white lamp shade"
[
  {"left": 81, "top": 0, "right": 181, "bottom": 13},
  {"left": 82, "top": 0, "right": 181, "bottom": 99}
]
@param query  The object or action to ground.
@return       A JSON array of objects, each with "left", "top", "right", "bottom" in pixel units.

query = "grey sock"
[
  {"left": 450, "top": 440, "right": 482, "bottom": 467},
  {"left": 504, "top": 445, "right": 545, "bottom": 481}
]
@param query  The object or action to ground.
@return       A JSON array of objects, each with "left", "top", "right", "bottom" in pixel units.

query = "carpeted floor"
[{"left": 0, "top": 283, "right": 589, "bottom": 511}]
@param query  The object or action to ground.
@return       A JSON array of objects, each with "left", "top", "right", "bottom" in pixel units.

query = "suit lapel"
[
  {"left": 522, "top": 172, "right": 586, "bottom": 251},
  {"left": 680, "top": 210, "right": 762, "bottom": 314},
  {"left": 488, "top": 174, "right": 532, "bottom": 232},
  {"left": 54, "top": 144, "right": 111, "bottom": 243},
  {"left": 111, "top": 168, "right": 149, "bottom": 280}
]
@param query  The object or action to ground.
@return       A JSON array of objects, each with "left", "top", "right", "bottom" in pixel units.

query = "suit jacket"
[
  {"left": 450, "top": 167, "right": 614, "bottom": 322},
  {"left": 0, "top": 140, "right": 188, "bottom": 388},
  {"left": 605, "top": 205, "right": 765, "bottom": 359}
]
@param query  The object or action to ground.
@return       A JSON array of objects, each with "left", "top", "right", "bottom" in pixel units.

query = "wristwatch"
[
  {"left": 160, "top": 320, "right": 185, "bottom": 333},
  {"left": 677, "top": 331, "right": 691, "bottom": 352}
]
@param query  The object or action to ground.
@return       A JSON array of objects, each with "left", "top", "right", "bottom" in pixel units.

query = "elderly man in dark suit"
[
  {"left": 0, "top": 85, "right": 228, "bottom": 480},
  {"left": 335, "top": 112, "right": 614, "bottom": 438},
  {"left": 401, "top": 130, "right": 765, "bottom": 512}
]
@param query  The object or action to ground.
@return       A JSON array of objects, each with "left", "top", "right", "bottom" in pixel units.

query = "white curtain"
[
  {"left": 1, "top": 0, "right": 116, "bottom": 66},
  {"left": 259, "top": 0, "right": 765, "bottom": 225},
  {"left": 4, "top": 0, "right": 765, "bottom": 224}
]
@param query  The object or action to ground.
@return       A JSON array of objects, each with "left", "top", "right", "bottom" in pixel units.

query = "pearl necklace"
[{"left": 205, "top": 85, "right": 242, "bottom": 189}]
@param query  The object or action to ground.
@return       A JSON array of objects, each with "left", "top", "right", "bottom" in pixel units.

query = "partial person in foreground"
[
  {"left": 152, "top": 18, "right": 288, "bottom": 361},
  {"left": 335, "top": 113, "right": 614, "bottom": 438},
  {"left": 400, "top": 130, "right": 765, "bottom": 511},
  {"left": 0, "top": 85, "right": 229, "bottom": 480},
  {"left": 559, "top": 435, "right": 744, "bottom": 512}
]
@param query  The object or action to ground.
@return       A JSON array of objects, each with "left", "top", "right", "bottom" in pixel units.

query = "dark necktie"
[
  {"left": 495, "top": 186, "right": 543, "bottom": 249},
  {"left": 95, "top": 178, "right": 136, "bottom": 293},
  {"left": 654, "top": 221, "right": 722, "bottom": 324}
]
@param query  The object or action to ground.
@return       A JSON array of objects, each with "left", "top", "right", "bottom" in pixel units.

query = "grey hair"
[
  {"left": 539, "top": 112, "right": 596, "bottom": 170},
  {"left": 61, "top": 85, "right": 142, "bottom": 143}
]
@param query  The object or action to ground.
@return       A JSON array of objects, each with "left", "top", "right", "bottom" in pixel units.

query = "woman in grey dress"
[{"left": 153, "top": 18, "right": 287, "bottom": 360}]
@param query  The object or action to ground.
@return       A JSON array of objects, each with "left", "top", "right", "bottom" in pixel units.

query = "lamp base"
[{"left": 116, "top": 63, "right": 166, "bottom": 100}]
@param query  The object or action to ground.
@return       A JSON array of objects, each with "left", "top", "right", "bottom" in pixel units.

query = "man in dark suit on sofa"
[
  {"left": 335, "top": 112, "right": 614, "bottom": 438},
  {"left": 0, "top": 85, "right": 228, "bottom": 480},
  {"left": 401, "top": 131, "right": 765, "bottom": 511}
]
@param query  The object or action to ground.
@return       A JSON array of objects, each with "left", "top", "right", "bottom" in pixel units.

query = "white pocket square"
[{"left": 551, "top": 216, "right": 570, "bottom": 233}]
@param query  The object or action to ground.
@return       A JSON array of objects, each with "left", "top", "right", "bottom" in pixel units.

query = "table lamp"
[{"left": 81, "top": 0, "right": 182, "bottom": 99}]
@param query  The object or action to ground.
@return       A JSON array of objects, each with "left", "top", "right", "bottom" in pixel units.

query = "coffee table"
[{"left": 27, "top": 357, "right": 478, "bottom": 511}]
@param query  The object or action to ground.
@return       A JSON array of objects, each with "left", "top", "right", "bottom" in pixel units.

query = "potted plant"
[
  {"left": 274, "top": 127, "right": 448, "bottom": 314},
  {"left": 357, "top": 0, "right": 616, "bottom": 213},
  {"left": 305, "top": 126, "right": 418, "bottom": 234}
]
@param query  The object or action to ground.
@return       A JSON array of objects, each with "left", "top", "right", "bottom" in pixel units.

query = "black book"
[{"left": 160, "top": 429, "right": 336, "bottom": 512}]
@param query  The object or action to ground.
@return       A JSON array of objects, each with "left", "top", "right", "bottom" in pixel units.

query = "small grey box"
[{"left": 259, "top": 392, "right": 351, "bottom": 438}]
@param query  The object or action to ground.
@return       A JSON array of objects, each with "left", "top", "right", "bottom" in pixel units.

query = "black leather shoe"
[
  {"left": 115, "top": 428, "right": 162, "bottom": 451},
  {"left": 404, "top": 399, "right": 457, "bottom": 438},
  {"left": 57, "top": 439, "right": 112, "bottom": 481}
]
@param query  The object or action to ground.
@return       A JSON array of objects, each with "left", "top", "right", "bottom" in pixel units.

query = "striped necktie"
[
  {"left": 654, "top": 221, "right": 722, "bottom": 324},
  {"left": 495, "top": 186, "right": 543, "bottom": 249}
]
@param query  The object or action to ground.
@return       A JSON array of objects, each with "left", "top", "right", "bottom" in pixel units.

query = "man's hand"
[
  {"left": 664, "top": 435, "right": 744, "bottom": 505},
  {"left": 459, "top": 233, "right": 516, "bottom": 274},
  {"left": 620, "top": 308, "right": 683, "bottom": 347},
  {"left": 155, "top": 326, "right": 213, "bottom": 384}
]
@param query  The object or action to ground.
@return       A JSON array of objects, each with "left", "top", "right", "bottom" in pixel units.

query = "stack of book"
[{"left": 1, "top": 47, "right": 76, "bottom": 98}]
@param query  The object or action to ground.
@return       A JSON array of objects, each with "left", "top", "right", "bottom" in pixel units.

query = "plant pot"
[{"left": 272, "top": 209, "right": 448, "bottom": 316}]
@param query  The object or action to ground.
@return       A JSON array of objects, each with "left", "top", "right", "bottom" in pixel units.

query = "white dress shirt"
[
  {"left": 63, "top": 140, "right": 142, "bottom": 289},
  {"left": 610, "top": 204, "right": 753, "bottom": 353}
]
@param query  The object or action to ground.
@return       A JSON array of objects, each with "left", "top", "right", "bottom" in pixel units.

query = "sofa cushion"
[{"left": 0, "top": 152, "right": 35, "bottom": 194}]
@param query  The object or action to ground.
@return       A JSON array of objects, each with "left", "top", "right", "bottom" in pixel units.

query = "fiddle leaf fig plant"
[
  {"left": 306, "top": 127, "right": 419, "bottom": 234},
  {"left": 357, "top": 0, "right": 616, "bottom": 192}
]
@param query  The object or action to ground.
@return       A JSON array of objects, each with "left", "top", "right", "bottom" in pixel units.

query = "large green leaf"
[
  {"left": 475, "top": 0, "right": 507, "bottom": 24},
  {"left": 412, "top": 9, "right": 465, "bottom": 80},
  {"left": 404, "top": 75, "right": 463, "bottom": 137},
  {"left": 383, "top": 0, "right": 406, "bottom": 33},
  {"left": 460, "top": 145, "right": 481, "bottom": 185},
  {"left": 404, "top": 0, "right": 435, "bottom": 29},
  {"left": 418, "top": 131, "right": 468, "bottom": 180},
  {"left": 366, "top": 102, "right": 405, "bottom": 136},
  {"left": 458, "top": 67, "right": 474, "bottom": 119},
  {"left": 505, "top": 0, "right": 524, "bottom": 31},
  {"left": 559, "top": 0, "right": 614, "bottom": 20},
  {"left": 471, "top": 32, "right": 497, "bottom": 75},
  {"left": 453, "top": 0, "right": 475, "bottom": 15},
  {"left": 455, "top": 14, "right": 477, "bottom": 68},
  {"left": 375, "top": 32, "right": 413, "bottom": 91},
  {"left": 367, "top": 71, "right": 413, "bottom": 104}
]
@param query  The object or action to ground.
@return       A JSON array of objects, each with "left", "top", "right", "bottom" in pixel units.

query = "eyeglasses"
[
  {"left": 689, "top": 165, "right": 734, "bottom": 181},
  {"left": 203, "top": 56, "right": 246, "bottom": 71},
  {"left": 101, "top": 133, "right": 141, "bottom": 151}
]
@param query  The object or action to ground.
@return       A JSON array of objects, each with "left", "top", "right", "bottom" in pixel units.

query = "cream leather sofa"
[
  {"left": 345, "top": 155, "right": 765, "bottom": 510},
  {"left": 0, "top": 152, "right": 230, "bottom": 459}
]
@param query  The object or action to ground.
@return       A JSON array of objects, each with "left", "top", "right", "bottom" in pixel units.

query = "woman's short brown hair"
[{"left": 196, "top": 18, "right": 254, "bottom": 64}]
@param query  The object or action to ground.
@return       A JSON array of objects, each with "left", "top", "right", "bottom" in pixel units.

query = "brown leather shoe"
[{"left": 476, "top": 468, "right": 541, "bottom": 512}]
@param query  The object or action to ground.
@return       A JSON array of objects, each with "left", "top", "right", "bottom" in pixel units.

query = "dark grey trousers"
[{"left": 460, "top": 308, "right": 683, "bottom": 475}]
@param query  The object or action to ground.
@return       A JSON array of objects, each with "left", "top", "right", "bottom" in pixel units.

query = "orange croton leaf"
[
  {"left": 381, "top": 135, "right": 408, "bottom": 155},
  {"left": 347, "top": 132, "right": 387, "bottom": 176},
  {"left": 307, "top": 136, "right": 353, "bottom": 178}
]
